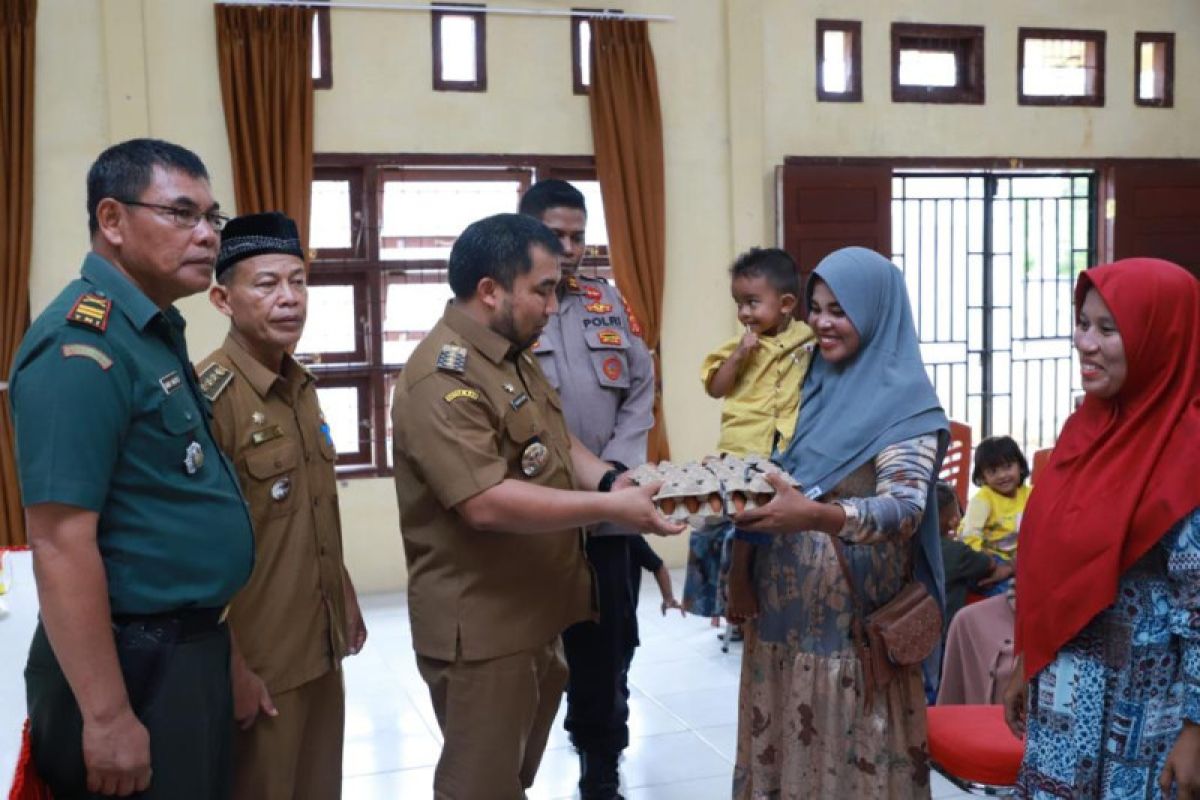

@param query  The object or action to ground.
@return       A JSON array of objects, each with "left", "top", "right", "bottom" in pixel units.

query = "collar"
[
  {"left": 443, "top": 301, "right": 517, "bottom": 365},
  {"left": 222, "top": 333, "right": 310, "bottom": 401},
  {"left": 80, "top": 252, "right": 173, "bottom": 332}
]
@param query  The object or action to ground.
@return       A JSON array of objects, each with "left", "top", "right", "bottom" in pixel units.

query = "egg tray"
[{"left": 626, "top": 453, "right": 797, "bottom": 529}]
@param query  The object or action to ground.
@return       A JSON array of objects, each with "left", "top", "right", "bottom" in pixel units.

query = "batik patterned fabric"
[
  {"left": 734, "top": 435, "right": 939, "bottom": 800},
  {"left": 682, "top": 521, "right": 732, "bottom": 617},
  {"left": 1017, "top": 507, "right": 1200, "bottom": 800}
]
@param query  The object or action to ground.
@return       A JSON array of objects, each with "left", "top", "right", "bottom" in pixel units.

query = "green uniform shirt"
[{"left": 9, "top": 253, "right": 254, "bottom": 614}]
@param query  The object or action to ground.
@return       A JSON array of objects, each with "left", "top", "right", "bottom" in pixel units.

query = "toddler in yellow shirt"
[
  {"left": 683, "top": 248, "right": 815, "bottom": 625},
  {"left": 960, "top": 435, "right": 1031, "bottom": 595}
]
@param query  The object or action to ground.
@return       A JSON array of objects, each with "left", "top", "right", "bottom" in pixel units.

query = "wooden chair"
[{"left": 939, "top": 420, "right": 973, "bottom": 509}]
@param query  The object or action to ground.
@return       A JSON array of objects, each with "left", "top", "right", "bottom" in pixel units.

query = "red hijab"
[{"left": 1016, "top": 258, "right": 1200, "bottom": 679}]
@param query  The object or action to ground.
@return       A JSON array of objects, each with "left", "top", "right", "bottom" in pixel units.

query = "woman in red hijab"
[{"left": 1003, "top": 258, "right": 1199, "bottom": 799}]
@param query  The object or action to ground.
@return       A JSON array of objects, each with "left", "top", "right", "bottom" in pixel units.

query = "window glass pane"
[
  {"left": 440, "top": 15, "right": 477, "bottom": 82},
  {"left": 311, "top": 180, "right": 352, "bottom": 249},
  {"left": 380, "top": 180, "right": 523, "bottom": 260},
  {"left": 578, "top": 20, "right": 591, "bottom": 87},
  {"left": 315, "top": 386, "right": 362, "bottom": 454},
  {"left": 296, "top": 284, "right": 357, "bottom": 355},
  {"left": 1138, "top": 41, "right": 1163, "bottom": 100},
  {"left": 898, "top": 49, "right": 957, "bottom": 87},
  {"left": 312, "top": 14, "right": 322, "bottom": 80},
  {"left": 822, "top": 30, "right": 848, "bottom": 93},
  {"left": 1023, "top": 39, "right": 1092, "bottom": 96},
  {"left": 386, "top": 372, "right": 401, "bottom": 468},
  {"left": 383, "top": 276, "right": 455, "bottom": 365},
  {"left": 566, "top": 179, "right": 609, "bottom": 248}
]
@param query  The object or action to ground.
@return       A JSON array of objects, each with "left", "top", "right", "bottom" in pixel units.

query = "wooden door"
[{"left": 1109, "top": 161, "right": 1200, "bottom": 278}]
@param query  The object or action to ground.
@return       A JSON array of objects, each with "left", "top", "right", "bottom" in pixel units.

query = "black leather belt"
[{"left": 112, "top": 606, "right": 226, "bottom": 640}]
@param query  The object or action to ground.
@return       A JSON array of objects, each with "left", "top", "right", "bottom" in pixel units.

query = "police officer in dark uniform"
[
  {"left": 9, "top": 139, "right": 254, "bottom": 798},
  {"left": 519, "top": 180, "right": 656, "bottom": 799}
]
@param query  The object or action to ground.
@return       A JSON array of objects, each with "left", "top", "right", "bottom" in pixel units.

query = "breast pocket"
[
  {"left": 583, "top": 328, "right": 631, "bottom": 390},
  {"left": 158, "top": 391, "right": 202, "bottom": 437},
  {"left": 502, "top": 401, "right": 556, "bottom": 480},
  {"left": 244, "top": 442, "right": 300, "bottom": 519}
]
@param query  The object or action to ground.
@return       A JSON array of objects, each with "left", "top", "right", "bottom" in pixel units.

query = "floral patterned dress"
[
  {"left": 734, "top": 434, "right": 939, "bottom": 800},
  {"left": 1017, "top": 507, "right": 1200, "bottom": 799}
]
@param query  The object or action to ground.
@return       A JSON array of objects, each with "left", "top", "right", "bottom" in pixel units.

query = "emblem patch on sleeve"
[
  {"left": 444, "top": 388, "right": 480, "bottom": 403},
  {"left": 436, "top": 344, "right": 468, "bottom": 374},
  {"left": 197, "top": 362, "right": 234, "bottom": 402},
  {"left": 602, "top": 356, "right": 623, "bottom": 381},
  {"left": 60, "top": 343, "right": 113, "bottom": 370},
  {"left": 66, "top": 293, "right": 111, "bottom": 332}
]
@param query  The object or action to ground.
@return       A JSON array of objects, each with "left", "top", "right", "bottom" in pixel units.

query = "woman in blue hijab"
[{"left": 731, "top": 247, "right": 948, "bottom": 800}]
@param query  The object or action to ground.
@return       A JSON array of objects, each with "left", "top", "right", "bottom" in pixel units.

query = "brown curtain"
[
  {"left": 588, "top": 18, "right": 669, "bottom": 460},
  {"left": 0, "top": 0, "right": 36, "bottom": 547},
  {"left": 215, "top": 4, "right": 314, "bottom": 248}
]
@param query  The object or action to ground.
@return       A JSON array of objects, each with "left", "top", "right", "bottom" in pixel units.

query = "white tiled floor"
[{"left": 343, "top": 570, "right": 977, "bottom": 799}]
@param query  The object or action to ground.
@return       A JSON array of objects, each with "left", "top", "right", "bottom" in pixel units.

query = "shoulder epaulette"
[
  {"left": 198, "top": 362, "right": 234, "bottom": 402},
  {"left": 436, "top": 344, "right": 468, "bottom": 374},
  {"left": 66, "top": 293, "right": 111, "bottom": 333}
]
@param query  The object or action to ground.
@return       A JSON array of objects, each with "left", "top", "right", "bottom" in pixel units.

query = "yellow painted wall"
[{"left": 29, "top": 0, "right": 1200, "bottom": 592}]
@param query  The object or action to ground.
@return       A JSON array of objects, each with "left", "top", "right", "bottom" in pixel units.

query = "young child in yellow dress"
[{"left": 960, "top": 435, "right": 1031, "bottom": 594}]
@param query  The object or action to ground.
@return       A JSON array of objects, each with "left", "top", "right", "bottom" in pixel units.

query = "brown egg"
[
  {"left": 683, "top": 496, "right": 701, "bottom": 513},
  {"left": 754, "top": 493, "right": 773, "bottom": 507},
  {"left": 659, "top": 497, "right": 677, "bottom": 515},
  {"left": 707, "top": 493, "right": 723, "bottom": 513},
  {"left": 731, "top": 492, "right": 747, "bottom": 513}
]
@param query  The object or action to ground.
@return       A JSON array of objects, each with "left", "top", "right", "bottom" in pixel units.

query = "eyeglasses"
[{"left": 116, "top": 200, "right": 230, "bottom": 232}]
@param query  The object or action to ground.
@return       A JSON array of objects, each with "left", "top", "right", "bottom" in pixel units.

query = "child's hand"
[
  {"left": 660, "top": 597, "right": 685, "bottom": 617},
  {"left": 979, "top": 562, "right": 1014, "bottom": 587},
  {"left": 737, "top": 328, "right": 760, "bottom": 355}
]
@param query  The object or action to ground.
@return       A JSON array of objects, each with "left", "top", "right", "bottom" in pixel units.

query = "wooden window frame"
[
  {"left": 313, "top": 7, "right": 332, "bottom": 89},
  {"left": 891, "top": 23, "right": 985, "bottom": 105},
  {"left": 307, "top": 153, "right": 604, "bottom": 477},
  {"left": 1018, "top": 27, "right": 1106, "bottom": 107},
  {"left": 572, "top": 9, "right": 600, "bottom": 95},
  {"left": 816, "top": 20, "right": 862, "bottom": 103},
  {"left": 432, "top": 3, "right": 487, "bottom": 92},
  {"left": 1134, "top": 31, "right": 1174, "bottom": 108}
]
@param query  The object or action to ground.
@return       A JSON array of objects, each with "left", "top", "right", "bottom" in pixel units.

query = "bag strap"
[{"left": 828, "top": 534, "right": 875, "bottom": 708}]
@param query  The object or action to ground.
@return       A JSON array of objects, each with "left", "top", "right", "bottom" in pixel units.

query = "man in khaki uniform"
[
  {"left": 392, "top": 213, "right": 683, "bottom": 800},
  {"left": 197, "top": 212, "right": 367, "bottom": 800}
]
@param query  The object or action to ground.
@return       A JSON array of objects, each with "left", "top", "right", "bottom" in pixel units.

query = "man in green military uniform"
[
  {"left": 8, "top": 139, "right": 254, "bottom": 798},
  {"left": 198, "top": 211, "right": 367, "bottom": 799}
]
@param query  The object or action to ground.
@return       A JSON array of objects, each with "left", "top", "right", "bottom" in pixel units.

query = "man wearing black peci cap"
[
  {"left": 198, "top": 211, "right": 366, "bottom": 800},
  {"left": 9, "top": 138, "right": 253, "bottom": 798}
]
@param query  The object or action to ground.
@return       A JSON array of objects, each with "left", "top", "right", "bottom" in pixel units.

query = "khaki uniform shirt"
[
  {"left": 392, "top": 302, "right": 594, "bottom": 662},
  {"left": 197, "top": 335, "right": 347, "bottom": 695}
]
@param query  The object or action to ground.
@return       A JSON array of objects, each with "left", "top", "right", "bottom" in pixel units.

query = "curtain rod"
[{"left": 216, "top": 0, "right": 673, "bottom": 22}]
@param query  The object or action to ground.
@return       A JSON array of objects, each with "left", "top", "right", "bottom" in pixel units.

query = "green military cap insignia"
[
  {"left": 436, "top": 344, "right": 468, "bottom": 374},
  {"left": 60, "top": 343, "right": 113, "bottom": 370},
  {"left": 66, "top": 293, "right": 111, "bottom": 332},
  {"left": 197, "top": 362, "right": 234, "bottom": 402}
]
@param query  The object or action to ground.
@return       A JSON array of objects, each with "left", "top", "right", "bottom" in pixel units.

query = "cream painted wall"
[{"left": 28, "top": 0, "right": 1198, "bottom": 591}]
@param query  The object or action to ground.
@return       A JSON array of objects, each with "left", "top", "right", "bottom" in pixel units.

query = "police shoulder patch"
[
  {"left": 436, "top": 344, "right": 468, "bottom": 374},
  {"left": 66, "top": 293, "right": 111, "bottom": 333},
  {"left": 198, "top": 362, "right": 234, "bottom": 402},
  {"left": 444, "top": 388, "right": 480, "bottom": 403}
]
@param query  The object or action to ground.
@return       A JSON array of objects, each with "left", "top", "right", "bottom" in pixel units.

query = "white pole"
[{"left": 215, "top": 0, "right": 673, "bottom": 22}]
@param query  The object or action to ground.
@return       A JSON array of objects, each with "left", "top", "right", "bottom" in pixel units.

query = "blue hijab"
[{"left": 778, "top": 247, "right": 949, "bottom": 615}]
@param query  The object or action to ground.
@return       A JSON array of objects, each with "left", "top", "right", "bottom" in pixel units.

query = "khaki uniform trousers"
[
  {"left": 232, "top": 667, "right": 345, "bottom": 800},
  {"left": 417, "top": 637, "right": 569, "bottom": 800}
]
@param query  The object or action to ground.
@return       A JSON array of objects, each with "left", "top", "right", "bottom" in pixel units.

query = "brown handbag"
[{"left": 829, "top": 535, "right": 942, "bottom": 707}]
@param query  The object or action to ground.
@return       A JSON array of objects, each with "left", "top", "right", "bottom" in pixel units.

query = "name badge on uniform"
[
  {"left": 159, "top": 370, "right": 182, "bottom": 395},
  {"left": 184, "top": 441, "right": 204, "bottom": 475},
  {"left": 521, "top": 439, "right": 549, "bottom": 477},
  {"left": 251, "top": 425, "right": 284, "bottom": 446},
  {"left": 510, "top": 393, "right": 530, "bottom": 411}
]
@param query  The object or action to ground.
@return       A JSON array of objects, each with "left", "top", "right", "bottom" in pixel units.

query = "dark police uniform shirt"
[
  {"left": 531, "top": 274, "right": 655, "bottom": 537},
  {"left": 9, "top": 253, "right": 254, "bottom": 614},
  {"left": 392, "top": 301, "right": 593, "bottom": 662}
]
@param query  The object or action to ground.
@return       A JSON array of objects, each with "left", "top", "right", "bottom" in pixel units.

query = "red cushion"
[{"left": 927, "top": 704, "right": 1025, "bottom": 787}]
